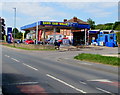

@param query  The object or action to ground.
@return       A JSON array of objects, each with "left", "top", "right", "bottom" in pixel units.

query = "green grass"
[
  {"left": 3, "top": 44, "right": 56, "bottom": 51},
  {"left": 74, "top": 53, "right": 120, "bottom": 66}
]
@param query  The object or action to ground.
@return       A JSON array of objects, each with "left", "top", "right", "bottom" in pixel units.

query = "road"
[{"left": 1, "top": 46, "right": 119, "bottom": 95}]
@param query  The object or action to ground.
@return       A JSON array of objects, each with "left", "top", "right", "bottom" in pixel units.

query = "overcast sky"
[{"left": 0, "top": 0, "right": 119, "bottom": 30}]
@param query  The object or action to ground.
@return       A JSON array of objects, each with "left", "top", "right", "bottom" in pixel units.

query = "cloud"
[
  {"left": 2, "top": 2, "right": 67, "bottom": 17},
  {"left": 0, "top": 3, "right": 2, "bottom": 16},
  {"left": 86, "top": 7, "right": 112, "bottom": 17},
  {"left": 1, "top": 0, "right": 120, "bottom": 2},
  {"left": 58, "top": 2, "right": 89, "bottom": 9},
  {"left": 57, "top": 2, "right": 117, "bottom": 18}
]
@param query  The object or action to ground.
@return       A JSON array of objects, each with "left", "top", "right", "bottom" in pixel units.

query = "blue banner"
[{"left": 7, "top": 27, "right": 12, "bottom": 43}]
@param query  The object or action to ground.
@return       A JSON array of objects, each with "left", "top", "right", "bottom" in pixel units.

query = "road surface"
[{"left": 2, "top": 46, "right": 119, "bottom": 95}]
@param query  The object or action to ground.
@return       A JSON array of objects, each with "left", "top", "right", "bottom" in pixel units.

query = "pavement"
[{"left": 60, "top": 45, "right": 119, "bottom": 57}]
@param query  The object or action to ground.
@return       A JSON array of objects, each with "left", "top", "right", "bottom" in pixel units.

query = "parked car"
[
  {"left": 24, "top": 39, "right": 34, "bottom": 44},
  {"left": 14, "top": 39, "right": 22, "bottom": 44},
  {"left": 22, "top": 39, "right": 26, "bottom": 43},
  {"left": 16, "top": 40, "right": 21, "bottom": 44},
  {"left": 37, "top": 41, "right": 43, "bottom": 45}
]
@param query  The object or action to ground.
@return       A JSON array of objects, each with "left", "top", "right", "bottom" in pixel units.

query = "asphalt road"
[{"left": 2, "top": 46, "right": 119, "bottom": 95}]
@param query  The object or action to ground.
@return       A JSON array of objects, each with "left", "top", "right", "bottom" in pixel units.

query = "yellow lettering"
[
  {"left": 52, "top": 22, "right": 58, "bottom": 25},
  {"left": 43, "top": 22, "right": 51, "bottom": 25},
  {"left": 59, "top": 23, "right": 68, "bottom": 26}
]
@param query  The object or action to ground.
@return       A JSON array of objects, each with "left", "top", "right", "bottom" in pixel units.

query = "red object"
[
  {"left": 25, "top": 39, "right": 34, "bottom": 44},
  {"left": 58, "top": 39, "right": 62, "bottom": 43},
  {"left": 38, "top": 30, "right": 42, "bottom": 41},
  {"left": 17, "top": 85, "right": 47, "bottom": 94},
  {"left": 63, "top": 37, "right": 68, "bottom": 39}
]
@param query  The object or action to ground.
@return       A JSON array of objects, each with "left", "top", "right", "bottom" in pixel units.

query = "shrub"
[{"left": 116, "top": 32, "right": 120, "bottom": 44}]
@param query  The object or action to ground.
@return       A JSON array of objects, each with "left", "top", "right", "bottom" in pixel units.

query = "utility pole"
[
  {"left": 13, "top": 8, "right": 16, "bottom": 47},
  {"left": 36, "top": 21, "right": 38, "bottom": 44},
  {"left": 85, "top": 29, "right": 86, "bottom": 45}
]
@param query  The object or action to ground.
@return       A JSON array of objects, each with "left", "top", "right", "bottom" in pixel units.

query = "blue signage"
[
  {"left": 20, "top": 21, "right": 90, "bottom": 30},
  {"left": 7, "top": 27, "right": 12, "bottom": 43}
]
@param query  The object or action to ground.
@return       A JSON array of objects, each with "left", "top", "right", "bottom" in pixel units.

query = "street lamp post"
[{"left": 13, "top": 8, "right": 16, "bottom": 47}]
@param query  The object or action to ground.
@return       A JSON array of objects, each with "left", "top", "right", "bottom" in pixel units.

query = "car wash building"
[{"left": 20, "top": 17, "right": 90, "bottom": 45}]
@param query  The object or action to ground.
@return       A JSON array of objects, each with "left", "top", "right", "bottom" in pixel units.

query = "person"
[
  {"left": 54, "top": 40, "right": 60, "bottom": 50},
  {"left": 57, "top": 41, "right": 60, "bottom": 50}
]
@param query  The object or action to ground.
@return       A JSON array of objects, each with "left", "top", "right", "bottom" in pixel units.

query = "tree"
[
  {"left": 12, "top": 28, "right": 22, "bottom": 39},
  {"left": 16, "top": 32, "right": 22, "bottom": 39},
  {"left": 87, "top": 18, "right": 95, "bottom": 29},
  {"left": 113, "top": 21, "right": 120, "bottom": 30},
  {"left": 12, "top": 28, "right": 19, "bottom": 38},
  {"left": 116, "top": 32, "right": 120, "bottom": 44},
  {"left": 95, "top": 24, "right": 104, "bottom": 30},
  {"left": 95, "top": 23, "right": 114, "bottom": 30},
  {"left": 24, "top": 30, "right": 30, "bottom": 38},
  {"left": 0, "top": 17, "right": 5, "bottom": 40}
]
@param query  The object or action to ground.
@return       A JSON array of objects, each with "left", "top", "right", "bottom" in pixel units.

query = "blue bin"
[{"left": 106, "top": 42, "right": 114, "bottom": 47}]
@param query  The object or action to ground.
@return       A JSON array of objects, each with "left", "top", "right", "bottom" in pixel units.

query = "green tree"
[
  {"left": 12, "top": 28, "right": 19, "bottom": 39},
  {"left": 116, "top": 32, "right": 120, "bottom": 44},
  {"left": 87, "top": 18, "right": 95, "bottom": 29},
  {"left": 24, "top": 30, "right": 30, "bottom": 38},
  {"left": 95, "top": 23, "right": 114, "bottom": 30},
  {"left": 95, "top": 24, "right": 104, "bottom": 30},
  {"left": 113, "top": 21, "right": 120, "bottom": 30},
  {"left": 16, "top": 32, "right": 23, "bottom": 39},
  {"left": 12, "top": 28, "right": 23, "bottom": 39}
]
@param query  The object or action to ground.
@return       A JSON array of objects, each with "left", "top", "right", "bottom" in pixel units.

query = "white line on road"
[
  {"left": 23, "top": 63, "right": 38, "bottom": 71},
  {"left": 96, "top": 87, "right": 111, "bottom": 93},
  {"left": 5, "top": 55, "right": 10, "bottom": 58},
  {"left": 12, "top": 82, "right": 39, "bottom": 85},
  {"left": 46, "top": 74, "right": 87, "bottom": 93},
  {"left": 78, "top": 62, "right": 92, "bottom": 65},
  {"left": 0, "top": 87, "right": 2, "bottom": 95},
  {"left": 79, "top": 81, "right": 87, "bottom": 85},
  {"left": 11, "top": 58, "right": 20, "bottom": 62},
  {"left": 87, "top": 79, "right": 113, "bottom": 83}
]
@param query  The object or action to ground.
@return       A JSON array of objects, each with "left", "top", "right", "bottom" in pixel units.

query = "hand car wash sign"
[{"left": 40, "top": 21, "right": 68, "bottom": 26}]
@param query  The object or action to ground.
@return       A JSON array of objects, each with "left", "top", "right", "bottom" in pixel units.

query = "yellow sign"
[{"left": 42, "top": 21, "right": 68, "bottom": 26}]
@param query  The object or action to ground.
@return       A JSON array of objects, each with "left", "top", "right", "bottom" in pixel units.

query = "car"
[
  {"left": 37, "top": 41, "right": 43, "bottom": 45},
  {"left": 14, "top": 39, "right": 22, "bottom": 43},
  {"left": 16, "top": 40, "right": 21, "bottom": 44},
  {"left": 24, "top": 39, "right": 34, "bottom": 44}
]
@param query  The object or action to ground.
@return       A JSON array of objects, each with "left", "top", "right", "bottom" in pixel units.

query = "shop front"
[{"left": 20, "top": 17, "right": 90, "bottom": 45}]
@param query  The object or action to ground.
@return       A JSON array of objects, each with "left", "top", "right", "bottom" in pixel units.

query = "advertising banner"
[
  {"left": 38, "top": 30, "right": 42, "bottom": 41},
  {"left": 7, "top": 27, "right": 12, "bottom": 43},
  {"left": 40, "top": 21, "right": 68, "bottom": 26}
]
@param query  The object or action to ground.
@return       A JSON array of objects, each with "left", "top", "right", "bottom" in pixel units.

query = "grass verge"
[
  {"left": 74, "top": 53, "right": 120, "bottom": 66},
  {"left": 3, "top": 44, "right": 56, "bottom": 51}
]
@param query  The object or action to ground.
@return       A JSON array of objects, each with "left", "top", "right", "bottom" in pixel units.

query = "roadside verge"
[{"left": 74, "top": 53, "right": 120, "bottom": 67}]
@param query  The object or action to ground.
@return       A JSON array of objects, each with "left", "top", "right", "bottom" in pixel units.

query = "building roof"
[
  {"left": 65, "top": 17, "right": 89, "bottom": 25},
  {"left": 21, "top": 17, "right": 90, "bottom": 30}
]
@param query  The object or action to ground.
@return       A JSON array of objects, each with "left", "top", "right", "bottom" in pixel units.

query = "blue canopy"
[
  {"left": 20, "top": 21, "right": 90, "bottom": 30},
  {"left": 89, "top": 30, "right": 100, "bottom": 34}
]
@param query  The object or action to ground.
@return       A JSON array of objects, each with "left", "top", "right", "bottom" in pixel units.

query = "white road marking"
[
  {"left": 64, "top": 58, "right": 70, "bottom": 59},
  {"left": 12, "top": 82, "right": 39, "bottom": 85},
  {"left": 96, "top": 87, "right": 111, "bottom": 93},
  {"left": 46, "top": 74, "right": 87, "bottom": 93},
  {"left": 78, "top": 62, "right": 92, "bottom": 65},
  {"left": 5, "top": 55, "right": 9, "bottom": 57},
  {"left": 0, "top": 87, "right": 2, "bottom": 95},
  {"left": 23, "top": 63, "right": 38, "bottom": 71},
  {"left": 87, "top": 79, "right": 113, "bottom": 83},
  {"left": 79, "top": 81, "right": 87, "bottom": 85},
  {"left": 11, "top": 58, "right": 20, "bottom": 62}
]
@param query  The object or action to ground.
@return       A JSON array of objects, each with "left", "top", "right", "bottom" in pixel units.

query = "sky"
[{"left": 0, "top": 0, "right": 119, "bottom": 31}]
